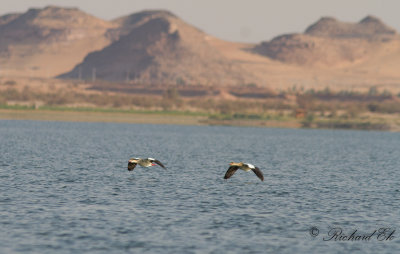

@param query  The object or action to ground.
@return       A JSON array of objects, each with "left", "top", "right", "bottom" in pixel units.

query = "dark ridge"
[
  {"left": 42, "top": 5, "right": 80, "bottom": 11},
  {"left": 58, "top": 17, "right": 179, "bottom": 81},
  {"left": 358, "top": 15, "right": 396, "bottom": 35},
  {"left": 118, "top": 10, "right": 176, "bottom": 26},
  {"left": 304, "top": 17, "right": 340, "bottom": 35},
  {"left": 359, "top": 15, "right": 383, "bottom": 24},
  {"left": 107, "top": 9, "right": 178, "bottom": 41},
  {"left": 0, "top": 13, "right": 21, "bottom": 26},
  {"left": 304, "top": 15, "right": 396, "bottom": 38}
]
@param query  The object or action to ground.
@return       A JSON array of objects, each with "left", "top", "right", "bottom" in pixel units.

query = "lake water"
[{"left": 0, "top": 120, "right": 399, "bottom": 253}]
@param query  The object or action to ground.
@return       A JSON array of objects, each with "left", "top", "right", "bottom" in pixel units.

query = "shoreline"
[
  {"left": 0, "top": 108, "right": 207, "bottom": 126},
  {"left": 0, "top": 108, "right": 299, "bottom": 128},
  {"left": 1, "top": 107, "right": 398, "bottom": 132}
]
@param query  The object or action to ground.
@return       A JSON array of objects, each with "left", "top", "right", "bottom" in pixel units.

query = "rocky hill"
[
  {"left": 0, "top": 13, "right": 21, "bottom": 26},
  {"left": 1, "top": 7, "right": 400, "bottom": 92},
  {"left": 305, "top": 16, "right": 396, "bottom": 39},
  {"left": 253, "top": 15, "right": 399, "bottom": 67},
  {"left": 0, "top": 6, "right": 115, "bottom": 77},
  {"left": 59, "top": 10, "right": 252, "bottom": 85}
]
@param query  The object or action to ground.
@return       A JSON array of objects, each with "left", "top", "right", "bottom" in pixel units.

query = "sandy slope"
[{"left": 1, "top": 7, "right": 400, "bottom": 93}]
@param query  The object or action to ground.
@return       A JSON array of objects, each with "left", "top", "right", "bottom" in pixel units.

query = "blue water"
[{"left": 0, "top": 120, "right": 399, "bottom": 253}]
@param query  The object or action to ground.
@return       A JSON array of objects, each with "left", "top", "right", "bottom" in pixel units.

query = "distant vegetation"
[{"left": 1, "top": 82, "right": 399, "bottom": 131}]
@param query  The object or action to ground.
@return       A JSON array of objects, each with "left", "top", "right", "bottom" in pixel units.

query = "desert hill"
[
  {"left": 0, "top": 13, "right": 21, "bottom": 26},
  {"left": 59, "top": 10, "right": 253, "bottom": 85},
  {"left": 0, "top": 6, "right": 115, "bottom": 77},
  {"left": 253, "top": 15, "right": 399, "bottom": 67},
  {"left": 1, "top": 7, "right": 400, "bottom": 92},
  {"left": 305, "top": 16, "right": 396, "bottom": 39},
  {"left": 107, "top": 10, "right": 178, "bottom": 40}
]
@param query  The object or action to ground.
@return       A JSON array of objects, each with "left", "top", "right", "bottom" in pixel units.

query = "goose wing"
[
  {"left": 128, "top": 162, "right": 137, "bottom": 171},
  {"left": 224, "top": 166, "right": 239, "bottom": 179},
  {"left": 251, "top": 167, "right": 264, "bottom": 181},
  {"left": 153, "top": 159, "right": 166, "bottom": 169}
]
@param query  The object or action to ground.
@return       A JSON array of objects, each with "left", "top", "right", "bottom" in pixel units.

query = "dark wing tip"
[
  {"left": 154, "top": 160, "right": 166, "bottom": 169},
  {"left": 252, "top": 167, "right": 264, "bottom": 181},
  {"left": 224, "top": 166, "right": 239, "bottom": 180},
  {"left": 128, "top": 162, "right": 137, "bottom": 171}
]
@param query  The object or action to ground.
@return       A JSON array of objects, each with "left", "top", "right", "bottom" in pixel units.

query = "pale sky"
[{"left": 2, "top": 0, "right": 400, "bottom": 43}]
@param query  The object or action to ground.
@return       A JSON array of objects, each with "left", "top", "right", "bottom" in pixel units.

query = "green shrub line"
[{"left": 1, "top": 84, "right": 400, "bottom": 131}]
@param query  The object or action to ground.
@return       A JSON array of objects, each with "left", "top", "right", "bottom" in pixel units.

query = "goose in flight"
[
  {"left": 224, "top": 162, "right": 264, "bottom": 181},
  {"left": 127, "top": 157, "right": 166, "bottom": 171}
]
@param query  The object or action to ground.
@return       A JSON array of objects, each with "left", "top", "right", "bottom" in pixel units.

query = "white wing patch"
[{"left": 245, "top": 163, "right": 255, "bottom": 169}]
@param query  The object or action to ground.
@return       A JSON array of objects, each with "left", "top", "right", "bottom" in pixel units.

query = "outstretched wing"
[
  {"left": 224, "top": 166, "right": 239, "bottom": 179},
  {"left": 153, "top": 159, "right": 166, "bottom": 169},
  {"left": 251, "top": 167, "right": 264, "bottom": 181},
  {"left": 128, "top": 162, "right": 137, "bottom": 171}
]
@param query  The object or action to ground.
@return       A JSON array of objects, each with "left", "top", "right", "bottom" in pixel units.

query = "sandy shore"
[
  {"left": 0, "top": 109, "right": 207, "bottom": 126},
  {"left": 1, "top": 108, "right": 398, "bottom": 131},
  {"left": 0, "top": 108, "right": 303, "bottom": 129}
]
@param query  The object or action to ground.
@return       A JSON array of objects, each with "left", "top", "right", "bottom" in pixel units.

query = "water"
[{"left": 0, "top": 120, "right": 399, "bottom": 253}]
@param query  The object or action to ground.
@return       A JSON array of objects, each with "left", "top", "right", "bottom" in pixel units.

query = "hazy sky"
[{"left": 2, "top": 0, "right": 400, "bottom": 43}]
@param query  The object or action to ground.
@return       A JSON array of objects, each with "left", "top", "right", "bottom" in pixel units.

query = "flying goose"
[
  {"left": 224, "top": 162, "right": 264, "bottom": 181},
  {"left": 127, "top": 157, "right": 166, "bottom": 171}
]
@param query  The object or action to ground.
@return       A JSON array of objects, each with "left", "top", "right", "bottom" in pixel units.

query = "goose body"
[
  {"left": 128, "top": 157, "right": 166, "bottom": 171},
  {"left": 224, "top": 162, "right": 264, "bottom": 181}
]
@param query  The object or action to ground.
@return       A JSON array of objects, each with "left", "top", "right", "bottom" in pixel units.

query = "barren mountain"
[
  {"left": 305, "top": 16, "right": 396, "bottom": 39},
  {"left": 0, "top": 13, "right": 21, "bottom": 26},
  {"left": 253, "top": 15, "right": 399, "bottom": 67},
  {"left": 1, "top": 7, "right": 400, "bottom": 92},
  {"left": 59, "top": 10, "right": 253, "bottom": 85},
  {"left": 107, "top": 10, "right": 178, "bottom": 40},
  {"left": 0, "top": 6, "right": 115, "bottom": 77}
]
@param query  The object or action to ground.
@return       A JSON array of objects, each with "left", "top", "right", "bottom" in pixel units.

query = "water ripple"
[{"left": 0, "top": 120, "right": 399, "bottom": 253}]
